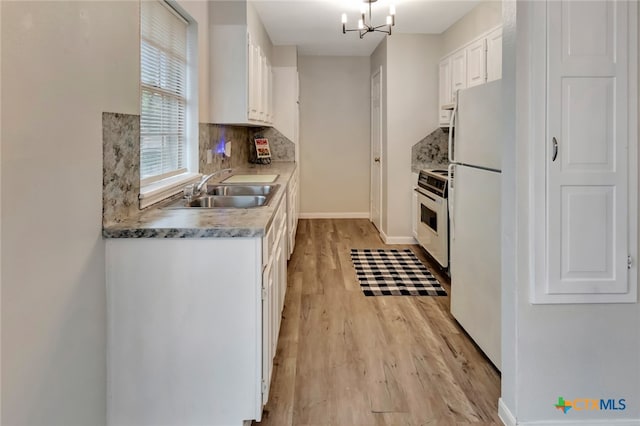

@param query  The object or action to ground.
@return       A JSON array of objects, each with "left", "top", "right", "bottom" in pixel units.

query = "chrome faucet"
[{"left": 185, "top": 168, "right": 233, "bottom": 199}]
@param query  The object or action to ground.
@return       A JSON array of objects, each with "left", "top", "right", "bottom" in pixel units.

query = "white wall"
[
  {"left": 1, "top": 2, "right": 139, "bottom": 425},
  {"left": 440, "top": 0, "right": 502, "bottom": 56},
  {"left": 385, "top": 34, "right": 440, "bottom": 240},
  {"left": 501, "top": 1, "right": 640, "bottom": 423},
  {"left": 273, "top": 45, "right": 298, "bottom": 145},
  {"left": 298, "top": 56, "right": 371, "bottom": 217}
]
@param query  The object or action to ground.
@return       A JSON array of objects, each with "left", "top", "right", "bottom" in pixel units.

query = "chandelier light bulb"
[
  {"left": 341, "top": 13, "right": 347, "bottom": 24},
  {"left": 358, "top": 19, "right": 364, "bottom": 30}
]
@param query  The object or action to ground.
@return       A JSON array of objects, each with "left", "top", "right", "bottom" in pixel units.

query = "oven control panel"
[{"left": 418, "top": 170, "right": 448, "bottom": 198}]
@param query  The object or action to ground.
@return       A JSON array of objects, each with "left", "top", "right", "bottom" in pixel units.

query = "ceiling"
[{"left": 252, "top": 0, "right": 481, "bottom": 56}]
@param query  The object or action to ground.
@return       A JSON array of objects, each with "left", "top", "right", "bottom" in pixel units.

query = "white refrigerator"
[{"left": 448, "top": 80, "right": 501, "bottom": 370}]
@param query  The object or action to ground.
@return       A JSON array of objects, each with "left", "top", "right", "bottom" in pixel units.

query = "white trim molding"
[
  {"left": 379, "top": 229, "right": 417, "bottom": 245},
  {"left": 499, "top": 398, "right": 516, "bottom": 426},
  {"left": 498, "top": 397, "right": 640, "bottom": 426},
  {"left": 299, "top": 212, "right": 369, "bottom": 219}
]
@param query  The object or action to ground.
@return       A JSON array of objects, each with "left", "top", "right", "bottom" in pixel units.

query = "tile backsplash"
[
  {"left": 102, "top": 112, "right": 140, "bottom": 226},
  {"left": 198, "top": 124, "right": 251, "bottom": 175},
  {"left": 103, "top": 115, "right": 296, "bottom": 224},
  {"left": 411, "top": 127, "right": 449, "bottom": 173},
  {"left": 250, "top": 127, "right": 295, "bottom": 162}
]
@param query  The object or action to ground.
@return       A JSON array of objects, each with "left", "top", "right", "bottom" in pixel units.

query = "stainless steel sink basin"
[
  {"left": 164, "top": 184, "right": 279, "bottom": 209},
  {"left": 205, "top": 184, "right": 277, "bottom": 196},
  {"left": 188, "top": 195, "right": 267, "bottom": 208}
]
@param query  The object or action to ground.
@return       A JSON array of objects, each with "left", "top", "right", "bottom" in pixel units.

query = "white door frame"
[{"left": 370, "top": 66, "right": 383, "bottom": 230}]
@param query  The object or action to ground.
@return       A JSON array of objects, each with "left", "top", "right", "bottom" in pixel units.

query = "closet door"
[{"left": 541, "top": 0, "right": 637, "bottom": 302}]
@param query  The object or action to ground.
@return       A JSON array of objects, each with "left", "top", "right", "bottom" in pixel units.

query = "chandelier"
[{"left": 341, "top": 0, "right": 396, "bottom": 39}]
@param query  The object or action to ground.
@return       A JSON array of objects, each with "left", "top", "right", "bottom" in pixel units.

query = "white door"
[
  {"left": 370, "top": 67, "right": 382, "bottom": 231},
  {"left": 546, "top": 0, "right": 632, "bottom": 297},
  {"left": 439, "top": 57, "right": 453, "bottom": 125},
  {"left": 486, "top": 27, "right": 502, "bottom": 82},
  {"left": 451, "top": 49, "right": 467, "bottom": 101},
  {"left": 466, "top": 38, "right": 486, "bottom": 87}
]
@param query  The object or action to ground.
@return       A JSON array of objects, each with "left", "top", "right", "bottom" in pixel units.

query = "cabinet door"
[
  {"left": 537, "top": 0, "right": 637, "bottom": 303},
  {"left": 261, "top": 261, "right": 273, "bottom": 404},
  {"left": 486, "top": 27, "right": 502, "bottom": 82},
  {"left": 276, "top": 228, "right": 287, "bottom": 316},
  {"left": 466, "top": 38, "right": 486, "bottom": 88},
  {"left": 248, "top": 35, "right": 257, "bottom": 120},
  {"left": 451, "top": 49, "right": 467, "bottom": 101},
  {"left": 438, "top": 57, "right": 453, "bottom": 124},
  {"left": 260, "top": 56, "right": 268, "bottom": 122}
]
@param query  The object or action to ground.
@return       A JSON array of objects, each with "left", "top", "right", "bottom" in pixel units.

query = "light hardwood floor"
[{"left": 255, "top": 219, "right": 501, "bottom": 426}]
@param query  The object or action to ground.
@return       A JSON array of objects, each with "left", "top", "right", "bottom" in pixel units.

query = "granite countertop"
[{"left": 103, "top": 162, "right": 297, "bottom": 238}]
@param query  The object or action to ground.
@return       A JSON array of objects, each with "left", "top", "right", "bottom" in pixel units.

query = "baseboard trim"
[
  {"left": 499, "top": 398, "right": 516, "bottom": 426},
  {"left": 299, "top": 212, "right": 369, "bottom": 219},
  {"left": 518, "top": 420, "right": 640, "bottom": 425},
  {"left": 379, "top": 230, "right": 417, "bottom": 245},
  {"left": 498, "top": 398, "right": 640, "bottom": 426}
]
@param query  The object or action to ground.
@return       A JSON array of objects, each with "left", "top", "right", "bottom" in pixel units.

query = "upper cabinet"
[
  {"left": 466, "top": 38, "right": 487, "bottom": 88},
  {"left": 209, "top": 1, "right": 273, "bottom": 126},
  {"left": 438, "top": 25, "right": 502, "bottom": 126},
  {"left": 451, "top": 49, "right": 468, "bottom": 97},
  {"left": 486, "top": 27, "right": 502, "bottom": 82},
  {"left": 438, "top": 58, "right": 453, "bottom": 125}
]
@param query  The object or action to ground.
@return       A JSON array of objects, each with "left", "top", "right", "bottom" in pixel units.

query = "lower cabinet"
[
  {"left": 261, "top": 197, "right": 287, "bottom": 406},
  {"left": 106, "top": 198, "right": 289, "bottom": 426},
  {"left": 287, "top": 169, "right": 300, "bottom": 259}
]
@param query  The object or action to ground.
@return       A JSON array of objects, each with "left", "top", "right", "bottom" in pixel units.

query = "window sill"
[{"left": 139, "top": 172, "right": 201, "bottom": 209}]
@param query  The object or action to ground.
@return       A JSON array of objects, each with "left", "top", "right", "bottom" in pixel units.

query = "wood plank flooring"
[{"left": 255, "top": 219, "right": 501, "bottom": 426}]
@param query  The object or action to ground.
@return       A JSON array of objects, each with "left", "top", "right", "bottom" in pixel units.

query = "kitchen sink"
[
  {"left": 164, "top": 185, "right": 278, "bottom": 209},
  {"left": 188, "top": 195, "right": 267, "bottom": 208},
  {"left": 205, "top": 184, "right": 277, "bottom": 196}
]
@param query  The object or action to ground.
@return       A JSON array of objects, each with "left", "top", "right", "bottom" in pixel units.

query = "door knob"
[{"left": 374, "top": 157, "right": 380, "bottom": 163}]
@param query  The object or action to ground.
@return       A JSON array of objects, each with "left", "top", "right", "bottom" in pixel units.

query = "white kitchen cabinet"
[
  {"left": 261, "top": 197, "right": 286, "bottom": 404},
  {"left": 208, "top": 1, "right": 273, "bottom": 125},
  {"left": 248, "top": 38, "right": 260, "bottom": 121},
  {"left": 106, "top": 194, "right": 293, "bottom": 425},
  {"left": 530, "top": 0, "right": 637, "bottom": 304},
  {"left": 451, "top": 49, "right": 467, "bottom": 101},
  {"left": 486, "top": 27, "right": 502, "bottom": 82},
  {"left": 466, "top": 38, "right": 486, "bottom": 88},
  {"left": 438, "top": 26, "right": 503, "bottom": 124},
  {"left": 287, "top": 169, "right": 299, "bottom": 259},
  {"left": 438, "top": 57, "right": 453, "bottom": 126}
]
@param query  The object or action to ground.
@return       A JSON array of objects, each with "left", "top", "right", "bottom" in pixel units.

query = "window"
[{"left": 140, "top": 0, "right": 198, "bottom": 207}]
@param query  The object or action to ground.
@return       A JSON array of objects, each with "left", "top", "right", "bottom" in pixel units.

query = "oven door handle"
[{"left": 414, "top": 188, "right": 437, "bottom": 203}]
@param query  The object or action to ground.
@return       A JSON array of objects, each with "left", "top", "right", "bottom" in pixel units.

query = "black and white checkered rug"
[{"left": 350, "top": 249, "right": 447, "bottom": 297}]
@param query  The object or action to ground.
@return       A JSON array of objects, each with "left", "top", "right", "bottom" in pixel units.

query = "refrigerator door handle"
[
  {"left": 448, "top": 93, "right": 457, "bottom": 163},
  {"left": 448, "top": 163, "right": 455, "bottom": 240}
]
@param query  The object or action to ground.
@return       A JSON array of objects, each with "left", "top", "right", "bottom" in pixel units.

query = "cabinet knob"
[
  {"left": 374, "top": 157, "right": 380, "bottom": 163},
  {"left": 552, "top": 137, "right": 559, "bottom": 162}
]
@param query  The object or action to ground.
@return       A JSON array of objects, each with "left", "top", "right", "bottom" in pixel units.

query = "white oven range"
[{"left": 414, "top": 169, "right": 449, "bottom": 269}]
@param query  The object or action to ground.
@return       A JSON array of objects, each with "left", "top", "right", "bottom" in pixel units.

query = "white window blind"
[{"left": 140, "top": 0, "right": 189, "bottom": 183}]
